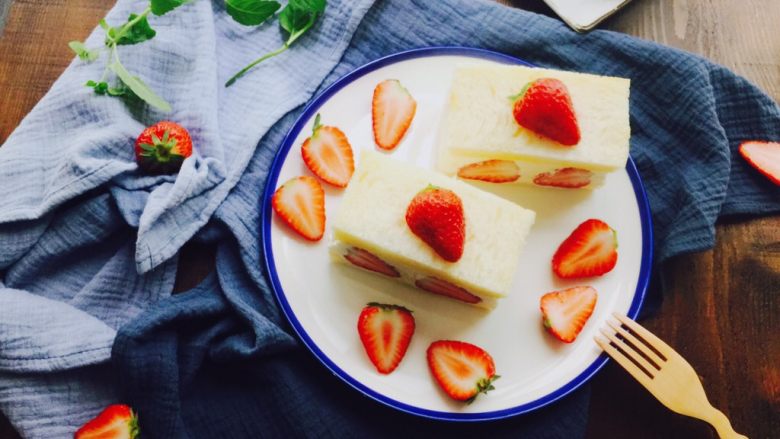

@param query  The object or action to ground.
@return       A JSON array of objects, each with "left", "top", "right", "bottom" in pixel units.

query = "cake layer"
[
  {"left": 331, "top": 150, "right": 535, "bottom": 308},
  {"left": 436, "top": 65, "right": 631, "bottom": 181}
]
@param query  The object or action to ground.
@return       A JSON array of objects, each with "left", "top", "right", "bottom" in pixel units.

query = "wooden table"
[{"left": 1, "top": 1, "right": 778, "bottom": 438}]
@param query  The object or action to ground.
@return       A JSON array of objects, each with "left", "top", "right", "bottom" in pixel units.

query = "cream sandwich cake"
[
  {"left": 331, "top": 150, "right": 536, "bottom": 309},
  {"left": 437, "top": 64, "right": 630, "bottom": 189}
]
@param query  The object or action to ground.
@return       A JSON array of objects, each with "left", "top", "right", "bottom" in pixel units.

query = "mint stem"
[
  {"left": 225, "top": 44, "right": 288, "bottom": 87},
  {"left": 110, "top": 6, "right": 152, "bottom": 43}
]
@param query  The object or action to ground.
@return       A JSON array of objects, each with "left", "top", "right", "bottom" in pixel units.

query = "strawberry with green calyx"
[
  {"left": 74, "top": 404, "right": 139, "bottom": 439},
  {"left": 405, "top": 185, "right": 465, "bottom": 262},
  {"left": 427, "top": 340, "right": 499, "bottom": 403},
  {"left": 540, "top": 286, "right": 598, "bottom": 343},
  {"left": 512, "top": 78, "right": 580, "bottom": 146},
  {"left": 357, "top": 302, "right": 415, "bottom": 374},
  {"left": 301, "top": 113, "right": 355, "bottom": 187},
  {"left": 134, "top": 121, "right": 192, "bottom": 174}
]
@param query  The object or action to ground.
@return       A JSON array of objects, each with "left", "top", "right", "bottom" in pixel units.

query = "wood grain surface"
[{"left": 1, "top": 1, "right": 778, "bottom": 438}]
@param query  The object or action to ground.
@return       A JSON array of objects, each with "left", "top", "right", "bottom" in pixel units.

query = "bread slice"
[{"left": 331, "top": 150, "right": 535, "bottom": 309}]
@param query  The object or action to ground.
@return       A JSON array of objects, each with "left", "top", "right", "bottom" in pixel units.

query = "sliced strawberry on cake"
[
  {"left": 533, "top": 167, "right": 592, "bottom": 188},
  {"left": 552, "top": 219, "right": 618, "bottom": 279},
  {"left": 301, "top": 113, "right": 355, "bottom": 188},
  {"left": 540, "top": 286, "right": 598, "bottom": 343},
  {"left": 357, "top": 303, "right": 415, "bottom": 374},
  {"left": 272, "top": 176, "right": 326, "bottom": 241},
  {"left": 427, "top": 340, "right": 499, "bottom": 403},
  {"left": 457, "top": 160, "right": 521, "bottom": 183},
  {"left": 405, "top": 185, "right": 465, "bottom": 263},
  {"left": 372, "top": 79, "right": 417, "bottom": 150},
  {"left": 512, "top": 77, "right": 580, "bottom": 146}
]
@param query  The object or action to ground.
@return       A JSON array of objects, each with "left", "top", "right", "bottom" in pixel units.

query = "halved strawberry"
[
  {"left": 415, "top": 276, "right": 481, "bottom": 304},
  {"left": 405, "top": 185, "right": 465, "bottom": 262},
  {"left": 427, "top": 340, "right": 499, "bottom": 403},
  {"left": 533, "top": 167, "right": 592, "bottom": 188},
  {"left": 552, "top": 219, "right": 618, "bottom": 279},
  {"left": 301, "top": 114, "right": 354, "bottom": 187},
  {"left": 372, "top": 79, "right": 417, "bottom": 150},
  {"left": 271, "top": 176, "right": 325, "bottom": 241},
  {"left": 540, "top": 286, "right": 598, "bottom": 343},
  {"left": 457, "top": 160, "right": 520, "bottom": 183},
  {"left": 357, "top": 303, "right": 415, "bottom": 374},
  {"left": 75, "top": 404, "right": 139, "bottom": 439},
  {"left": 512, "top": 78, "right": 580, "bottom": 146},
  {"left": 739, "top": 140, "right": 780, "bottom": 186},
  {"left": 344, "top": 247, "right": 400, "bottom": 278}
]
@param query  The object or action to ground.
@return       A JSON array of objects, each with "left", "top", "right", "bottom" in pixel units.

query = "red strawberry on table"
[
  {"left": 134, "top": 121, "right": 192, "bottom": 174},
  {"left": 512, "top": 78, "right": 580, "bottom": 146},
  {"left": 372, "top": 79, "right": 417, "bottom": 150},
  {"left": 427, "top": 340, "right": 499, "bottom": 403},
  {"left": 540, "top": 286, "right": 598, "bottom": 343},
  {"left": 301, "top": 113, "right": 355, "bottom": 187},
  {"left": 271, "top": 175, "right": 326, "bottom": 241},
  {"left": 357, "top": 303, "right": 415, "bottom": 374},
  {"left": 405, "top": 185, "right": 465, "bottom": 262},
  {"left": 552, "top": 219, "right": 618, "bottom": 279},
  {"left": 457, "top": 159, "right": 520, "bottom": 183},
  {"left": 533, "top": 167, "right": 592, "bottom": 188},
  {"left": 739, "top": 140, "right": 780, "bottom": 186},
  {"left": 74, "top": 404, "right": 139, "bottom": 439}
]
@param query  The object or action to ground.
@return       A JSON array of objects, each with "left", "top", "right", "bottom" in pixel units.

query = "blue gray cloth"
[{"left": 1, "top": 0, "right": 779, "bottom": 437}]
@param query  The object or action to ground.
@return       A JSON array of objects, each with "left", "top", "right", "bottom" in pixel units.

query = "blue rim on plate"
[{"left": 261, "top": 46, "right": 653, "bottom": 422}]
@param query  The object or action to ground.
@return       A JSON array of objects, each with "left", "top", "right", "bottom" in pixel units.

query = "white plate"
[{"left": 262, "top": 47, "right": 651, "bottom": 421}]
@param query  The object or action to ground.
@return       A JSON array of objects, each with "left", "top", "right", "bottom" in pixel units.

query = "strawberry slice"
[
  {"left": 344, "top": 247, "right": 400, "bottom": 278},
  {"left": 427, "top": 340, "right": 499, "bottom": 403},
  {"left": 372, "top": 79, "right": 417, "bottom": 150},
  {"left": 552, "top": 219, "right": 618, "bottom": 279},
  {"left": 405, "top": 185, "right": 465, "bottom": 262},
  {"left": 75, "top": 404, "right": 139, "bottom": 439},
  {"left": 301, "top": 113, "right": 355, "bottom": 187},
  {"left": 271, "top": 176, "right": 325, "bottom": 241},
  {"left": 540, "top": 286, "right": 598, "bottom": 343},
  {"left": 415, "top": 276, "right": 481, "bottom": 304},
  {"left": 357, "top": 302, "right": 415, "bottom": 374},
  {"left": 457, "top": 160, "right": 520, "bottom": 183},
  {"left": 739, "top": 140, "right": 780, "bottom": 186},
  {"left": 512, "top": 78, "right": 580, "bottom": 146},
  {"left": 533, "top": 167, "right": 592, "bottom": 188}
]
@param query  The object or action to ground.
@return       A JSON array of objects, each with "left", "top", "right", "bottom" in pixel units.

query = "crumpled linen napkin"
[{"left": 1, "top": 0, "right": 779, "bottom": 437}]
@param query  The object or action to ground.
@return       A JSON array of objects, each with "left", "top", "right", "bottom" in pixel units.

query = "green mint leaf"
[
  {"left": 115, "top": 13, "right": 157, "bottom": 45},
  {"left": 86, "top": 80, "right": 109, "bottom": 95},
  {"left": 279, "top": 0, "right": 326, "bottom": 43},
  {"left": 293, "top": 0, "right": 326, "bottom": 14},
  {"left": 68, "top": 41, "right": 100, "bottom": 61},
  {"left": 226, "top": 0, "right": 281, "bottom": 26},
  {"left": 151, "top": 0, "right": 188, "bottom": 16},
  {"left": 98, "top": 19, "right": 110, "bottom": 30},
  {"left": 108, "top": 60, "right": 172, "bottom": 111}
]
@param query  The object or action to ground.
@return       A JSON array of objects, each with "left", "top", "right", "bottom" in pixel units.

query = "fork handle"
[{"left": 702, "top": 406, "right": 748, "bottom": 439}]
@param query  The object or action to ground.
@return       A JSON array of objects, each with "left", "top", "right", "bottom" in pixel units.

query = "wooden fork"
[{"left": 594, "top": 313, "right": 748, "bottom": 439}]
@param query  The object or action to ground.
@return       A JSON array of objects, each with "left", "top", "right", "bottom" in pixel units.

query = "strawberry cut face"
[
  {"left": 357, "top": 303, "right": 415, "bottom": 374},
  {"left": 344, "top": 247, "right": 400, "bottom": 278},
  {"left": 552, "top": 219, "right": 618, "bottom": 279},
  {"left": 415, "top": 276, "right": 481, "bottom": 304},
  {"left": 301, "top": 113, "right": 355, "bottom": 188},
  {"left": 427, "top": 340, "right": 499, "bottom": 403},
  {"left": 512, "top": 78, "right": 580, "bottom": 146},
  {"left": 540, "top": 286, "right": 598, "bottom": 343},
  {"left": 457, "top": 160, "right": 520, "bottom": 183}
]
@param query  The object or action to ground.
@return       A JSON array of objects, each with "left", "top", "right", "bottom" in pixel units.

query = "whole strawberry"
[
  {"left": 75, "top": 404, "right": 139, "bottom": 439},
  {"left": 512, "top": 78, "right": 580, "bottom": 146},
  {"left": 134, "top": 121, "right": 193, "bottom": 174},
  {"left": 405, "top": 185, "right": 465, "bottom": 262}
]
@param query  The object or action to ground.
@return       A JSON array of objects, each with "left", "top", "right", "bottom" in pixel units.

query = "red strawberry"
[
  {"left": 372, "top": 79, "right": 417, "bottom": 150},
  {"left": 75, "top": 404, "right": 139, "bottom": 439},
  {"left": 552, "top": 219, "right": 618, "bottom": 279},
  {"left": 344, "top": 247, "right": 400, "bottom": 278},
  {"left": 540, "top": 286, "right": 598, "bottom": 343},
  {"left": 405, "top": 185, "right": 465, "bottom": 262},
  {"left": 271, "top": 176, "right": 325, "bottom": 241},
  {"left": 427, "top": 340, "right": 499, "bottom": 403},
  {"left": 357, "top": 303, "right": 415, "bottom": 374},
  {"left": 739, "top": 140, "right": 780, "bottom": 186},
  {"left": 512, "top": 78, "right": 580, "bottom": 146},
  {"left": 301, "top": 114, "right": 355, "bottom": 187},
  {"left": 457, "top": 160, "right": 520, "bottom": 183},
  {"left": 533, "top": 167, "right": 592, "bottom": 188},
  {"left": 134, "top": 121, "right": 193, "bottom": 174},
  {"left": 415, "top": 276, "right": 482, "bottom": 304}
]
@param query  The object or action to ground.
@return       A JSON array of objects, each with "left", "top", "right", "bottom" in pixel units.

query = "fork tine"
[
  {"left": 599, "top": 327, "right": 657, "bottom": 377},
  {"left": 606, "top": 318, "right": 665, "bottom": 368},
  {"left": 595, "top": 336, "right": 655, "bottom": 389},
  {"left": 613, "top": 313, "right": 674, "bottom": 360}
]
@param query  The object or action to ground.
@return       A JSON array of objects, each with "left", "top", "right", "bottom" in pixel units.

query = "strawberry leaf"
[{"left": 226, "top": 0, "right": 281, "bottom": 26}]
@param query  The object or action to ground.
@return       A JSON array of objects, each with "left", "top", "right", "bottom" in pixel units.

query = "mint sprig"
[
  {"left": 226, "top": 0, "right": 281, "bottom": 25},
  {"left": 225, "top": 0, "right": 327, "bottom": 87}
]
